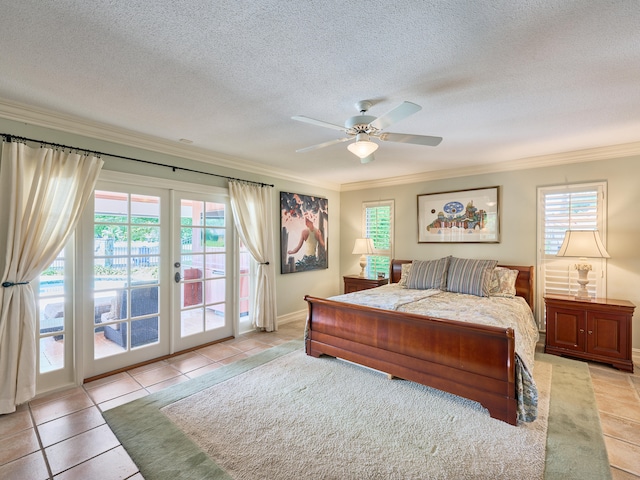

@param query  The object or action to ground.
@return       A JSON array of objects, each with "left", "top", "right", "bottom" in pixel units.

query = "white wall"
[{"left": 340, "top": 156, "right": 640, "bottom": 350}]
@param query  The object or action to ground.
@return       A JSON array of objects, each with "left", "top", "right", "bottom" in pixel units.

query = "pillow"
[
  {"left": 446, "top": 257, "right": 498, "bottom": 297},
  {"left": 405, "top": 257, "right": 451, "bottom": 290},
  {"left": 489, "top": 266, "right": 519, "bottom": 297},
  {"left": 398, "top": 263, "right": 412, "bottom": 287}
]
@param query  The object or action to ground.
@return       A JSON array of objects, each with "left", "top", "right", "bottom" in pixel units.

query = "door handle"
[{"left": 174, "top": 272, "right": 181, "bottom": 283}]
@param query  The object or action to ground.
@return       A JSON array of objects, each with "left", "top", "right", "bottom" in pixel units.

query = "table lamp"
[
  {"left": 352, "top": 238, "right": 375, "bottom": 277},
  {"left": 556, "top": 230, "right": 609, "bottom": 299}
]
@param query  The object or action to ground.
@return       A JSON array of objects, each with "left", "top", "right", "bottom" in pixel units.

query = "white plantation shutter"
[
  {"left": 536, "top": 183, "right": 607, "bottom": 328},
  {"left": 362, "top": 200, "right": 394, "bottom": 277}
]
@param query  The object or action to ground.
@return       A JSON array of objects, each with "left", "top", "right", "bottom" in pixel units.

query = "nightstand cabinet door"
[
  {"left": 587, "top": 311, "right": 628, "bottom": 360},
  {"left": 546, "top": 306, "right": 586, "bottom": 353}
]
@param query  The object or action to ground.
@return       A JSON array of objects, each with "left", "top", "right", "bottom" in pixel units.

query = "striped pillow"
[
  {"left": 446, "top": 257, "right": 498, "bottom": 297},
  {"left": 405, "top": 257, "right": 451, "bottom": 290}
]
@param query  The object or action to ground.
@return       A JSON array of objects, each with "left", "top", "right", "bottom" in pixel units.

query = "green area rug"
[{"left": 103, "top": 340, "right": 610, "bottom": 480}]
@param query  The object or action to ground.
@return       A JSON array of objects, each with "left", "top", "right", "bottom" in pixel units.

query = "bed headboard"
[{"left": 390, "top": 259, "right": 535, "bottom": 313}]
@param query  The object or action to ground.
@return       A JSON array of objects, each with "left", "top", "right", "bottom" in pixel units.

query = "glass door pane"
[
  {"left": 238, "top": 239, "right": 253, "bottom": 333},
  {"left": 38, "top": 252, "right": 66, "bottom": 373},
  {"left": 36, "top": 242, "right": 76, "bottom": 394}
]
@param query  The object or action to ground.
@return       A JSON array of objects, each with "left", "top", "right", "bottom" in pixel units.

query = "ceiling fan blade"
[
  {"left": 360, "top": 153, "right": 375, "bottom": 164},
  {"left": 296, "top": 137, "right": 352, "bottom": 153},
  {"left": 378, "top": 132, "right": 442, "bottom": 147},
  {"left": 369, "top": 101, "right": 422, "bottom": 130},
  {"left": 292, "top": 115, "right": 346, "bottom": 131}
]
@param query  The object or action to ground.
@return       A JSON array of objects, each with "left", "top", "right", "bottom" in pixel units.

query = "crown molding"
[
  {"left": 0, "top": 98, "right": 341, "bottom": 191},
  {"left": 2, "top": 98, "right": 637, "bottom": 194},
  {"left": 340, "top": 141, "right": 640, "bottom": 191}
]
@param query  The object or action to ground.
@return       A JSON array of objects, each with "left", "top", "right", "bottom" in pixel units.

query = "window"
[
  {"left": 362, "top": 200, "right": 394, "bottom": 278},
  {"left": 536, "top": 182, "right": 607, "bottom": 326}
]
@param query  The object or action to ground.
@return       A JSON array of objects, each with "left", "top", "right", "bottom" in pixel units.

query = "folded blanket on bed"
[{"left": 329, "top": 283, "right": 440, "bottom": 310}]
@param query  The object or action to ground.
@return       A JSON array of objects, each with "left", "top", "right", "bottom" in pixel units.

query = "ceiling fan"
[{"left": 292, "top": 100, "right": 442, "bottom": 164}]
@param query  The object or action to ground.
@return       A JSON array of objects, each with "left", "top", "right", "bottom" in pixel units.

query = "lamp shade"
[
  {"left": 352, "top": 238, "right": 375, "bottom": 255},
  {"left": 556, "top": 230, "right": 610, "bottom": 258},
  {"left": 347, "top": 134, "right": 379, "bottom": 159}
]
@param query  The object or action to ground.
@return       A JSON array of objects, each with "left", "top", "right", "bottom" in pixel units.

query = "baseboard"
[{"left": 278, "top": 309, "right": 307, "bottom": 325}]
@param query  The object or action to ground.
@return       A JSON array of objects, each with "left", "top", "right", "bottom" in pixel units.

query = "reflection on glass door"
[{"left": 174, "top": 195, "right": 232, "bottom": 350}]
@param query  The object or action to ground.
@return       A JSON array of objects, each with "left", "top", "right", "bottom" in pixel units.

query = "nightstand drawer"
[{"left": 343, "top": 275, "right": 388, "bottom": 293}]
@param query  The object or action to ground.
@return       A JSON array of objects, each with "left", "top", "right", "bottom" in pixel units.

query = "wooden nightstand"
[
  {"left": 343, "top": 275, "right": 389, "bottom": 294},
  {"left": 544, "top": 294, "right": 635, "bottom": 372}
]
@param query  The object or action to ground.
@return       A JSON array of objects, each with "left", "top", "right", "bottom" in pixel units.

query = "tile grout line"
[
  {"left": 611, "top": 466, "right": 640, "bottom": 479},
  {"left": 51, "top": 444, "right": 125, "bottom": 479},
  {"left": 603, "top": 432, "right": 640, "bottom": 451},
  {"left": 28, "top": 403, "right": 54, "bottom": 480}
]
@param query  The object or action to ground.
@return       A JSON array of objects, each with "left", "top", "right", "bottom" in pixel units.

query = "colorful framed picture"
[
  {"left": 417, "top": 186, "right": 500, "bottom": 243},
  {"left": 280, "top": 192, "right": 328, "bottom": 274}
]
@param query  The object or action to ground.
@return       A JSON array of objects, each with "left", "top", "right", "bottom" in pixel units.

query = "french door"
[
  {"left": 172, "top": 191, "right": 233, "bottom": 351},
  {"left": 82, "top": 182, "right": 234, "bottom": 378},
  {"left": 83, "top": 184, "right": 170, "bottom": 377}
]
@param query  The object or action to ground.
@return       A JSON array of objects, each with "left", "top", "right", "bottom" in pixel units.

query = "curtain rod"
[{"left": 0, "top": 133, "right": 274, "bottom": 188}]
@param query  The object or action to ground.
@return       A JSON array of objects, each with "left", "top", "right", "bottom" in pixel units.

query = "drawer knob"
[
  {"left": 588, "top": 330, "right": 593, "bottom": 335},
  {"left": 579, "top": 329, "right": 585, "bottom": 333}
]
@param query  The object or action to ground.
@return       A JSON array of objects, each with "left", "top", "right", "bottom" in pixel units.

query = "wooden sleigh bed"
[{"left": 304, "top": 259, "right": 535, "bottom": 426}]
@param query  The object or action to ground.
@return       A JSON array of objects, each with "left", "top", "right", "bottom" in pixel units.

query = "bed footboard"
[{"left": 304, "top": 295, "right": 518, "bottom": 425}]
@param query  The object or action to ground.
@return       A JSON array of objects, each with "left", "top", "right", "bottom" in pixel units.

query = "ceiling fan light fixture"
[{"left": 347, "top": 133, "right": 378, "bottom": 158}]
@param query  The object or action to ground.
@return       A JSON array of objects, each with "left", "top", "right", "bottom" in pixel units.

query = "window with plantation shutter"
[
  {"left": 362, "top": 200, "right": 394, "bottom": 278},
  {"left": 536, "top": 182, "right": 607, "bottom": 328}
]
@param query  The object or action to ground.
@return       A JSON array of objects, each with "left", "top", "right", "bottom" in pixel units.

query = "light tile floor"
[
  {"left": 590, "top": 355, "right": 640, "bottom": 479},
  {"left": 1, "top": 321, "right": 639, "bottom": 479}
]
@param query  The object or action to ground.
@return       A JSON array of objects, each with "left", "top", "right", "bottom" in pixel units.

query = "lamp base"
[
  {"left": 574, "top": 263, "right": 592, "bottom": 299},
  {"left": 359, "top": 255, "right": 367, "bottom": 277},
  {"left": 574, "top": 291, "right": 592, "bottom": 300}
]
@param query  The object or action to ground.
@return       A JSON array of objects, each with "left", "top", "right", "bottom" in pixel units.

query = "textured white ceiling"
[{"left": 0, "top": 1, "right": 639, "bottom": 188}]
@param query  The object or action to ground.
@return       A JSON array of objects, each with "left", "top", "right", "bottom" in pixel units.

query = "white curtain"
[
  {"left": 228, "top": 181, "right": 277, "bottom": 332},
  {"left": 0, "top": 141, "right": 103, "bottom": 414}
]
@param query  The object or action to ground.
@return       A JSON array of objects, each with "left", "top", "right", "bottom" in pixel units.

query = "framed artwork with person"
[{"left": 280, "top": 192, "right": 328, "bottom": 274}]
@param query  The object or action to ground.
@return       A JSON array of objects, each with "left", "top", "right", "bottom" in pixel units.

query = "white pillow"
[
  {"left": 489, "top": 267, "right": 519, "bottom": 297},
  {"left": 398, "top": 263, "right": 412, "bottom": 287}
]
